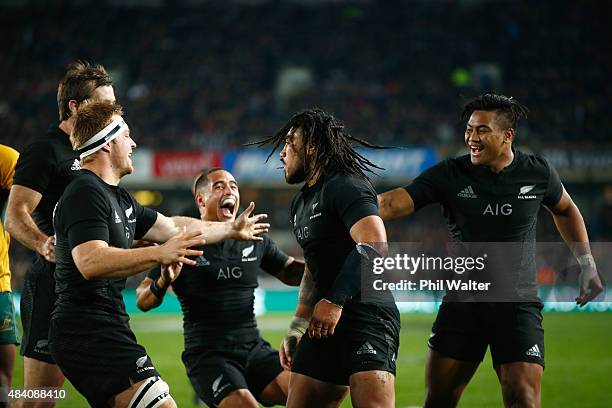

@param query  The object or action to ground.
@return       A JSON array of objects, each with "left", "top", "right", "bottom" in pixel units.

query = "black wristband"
[{"left": 150, "top": 279, "right": 167, "bottom": 299}]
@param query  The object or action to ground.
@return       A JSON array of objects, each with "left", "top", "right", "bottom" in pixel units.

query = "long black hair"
[{"left": 248, "top": 108, "right": 386, "bottom": 180}]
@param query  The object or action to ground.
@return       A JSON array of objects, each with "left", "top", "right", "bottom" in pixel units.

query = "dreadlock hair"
[
  {"left": 461, "top": 93, "right": 529, "bottom": 131},
  {"left": 248, "top": 108, "right": 386, "bottom": 181}
]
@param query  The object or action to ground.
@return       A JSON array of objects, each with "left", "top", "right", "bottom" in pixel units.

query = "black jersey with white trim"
[
  {"left": 53, "top": 170, "right": 157, "bottom": 321},
  {"left": 13, "top": 125, "right": 81, "bottom": 237},
  {"left": 147, "top": 236, "right": 289, "bottom": 347},
  {"left": 404, "top": 149, "right": 563, "bottom": 299}
]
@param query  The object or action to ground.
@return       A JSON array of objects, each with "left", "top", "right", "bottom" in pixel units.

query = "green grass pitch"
[{"left": 10, "top": 312, "right": 612, "bottom": 407}]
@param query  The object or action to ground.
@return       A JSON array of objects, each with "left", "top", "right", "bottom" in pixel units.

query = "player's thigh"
[
  {"left": 494, "top": 362, "right": 542, "bottom": 408},
  {"left": 287, "top": 372, "right": 348, "bottom": 408},
  {"left": 0, "top": 344, "right": 16, "bottom": 380},
  {"left": 349, "top": 370, "right": 395, "bottom": 408},
  {"left": 425, "top": 349, "right": 480, "bottom": 399},
  {"left": 22, "top": 358, "right": 64, "bottom": 389},
  {"left": 244, "top": 338, "right": 287, "bottom": 405},
  {"left": 217, "top": 389, "right": 258, "bottom": 408},
  {"left": 182, "top": 348, "right": 249, "bottom": 408},
  {"left": 259, "top": 370, "right": 290, "bottom": 406},
  {"left": 113, "top": 376, "right": 175, "bottom": 408}
]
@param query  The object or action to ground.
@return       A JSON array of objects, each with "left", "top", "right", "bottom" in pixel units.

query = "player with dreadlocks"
[
  {"left": 251, "top": 108, "right": 400, "bottom": 408},
  {"left": 378, "top": 93, "right": 604, "bottom": 407}
]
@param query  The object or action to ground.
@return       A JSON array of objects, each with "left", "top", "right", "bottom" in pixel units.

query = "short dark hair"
[
  {"left": 461, "top": 93, "right": 529, "bottom": 130},
  {"left": 192, "top": 167, "right": 225, "bottom": 195},
  {"left": 57, "top": 60, "right": 113, "bottom": 121}
]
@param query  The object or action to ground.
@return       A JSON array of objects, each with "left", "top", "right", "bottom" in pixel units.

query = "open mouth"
[
  {"left": 470, "top": 145, "right": 484, "bottom": 157},
  {"left": 219, "top": 196, "right": 236, "bottom": 219}
]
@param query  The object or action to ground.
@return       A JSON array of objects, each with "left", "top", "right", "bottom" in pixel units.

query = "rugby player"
[
  {"left": 253, "top": 108, "right": 400, "bottom": 408},
  {"left": 0, "top": 144, "right": 19, "bottom": 407},
  {"left": 378, "top": 93, "right": 604, "bottom": 408},
  {"left": 5, "top": 61, "right": 115, "bottom": 405},
  {"left": 49, "top": 101, "right": 269, "bottom": 408},
  {"left": 136, "top": 167, "right": 305, "bottom": 407}
]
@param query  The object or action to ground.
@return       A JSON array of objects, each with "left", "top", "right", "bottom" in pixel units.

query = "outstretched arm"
[
  {"left": 545, "top": 187, "right": 604, "bottom": 306},
  {"left": 377, "top": 187, "right": 415, "bottom": 221},
  {"left": 73, "top": 230, "right": 203, "bottom": 280},
  {"left": 143, "top": 202, "right": 269, "bottom": 244}
]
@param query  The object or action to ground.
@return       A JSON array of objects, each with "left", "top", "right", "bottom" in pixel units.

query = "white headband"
[{"left": 77, "top": 117, "right": 128, "bottom": 160}]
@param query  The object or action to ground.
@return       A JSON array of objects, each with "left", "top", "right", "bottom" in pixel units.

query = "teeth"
[{"left": 221, "top": 197, "right": 236, "bottom": 207}]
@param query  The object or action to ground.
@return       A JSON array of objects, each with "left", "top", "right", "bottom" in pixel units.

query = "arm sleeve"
[
  {"left": 12, "top": 141, "right": 56, "bottom": 194},
  {"left": 64, "top": 185, "right": 111, "bottom": 249},
  {"left": 0, "top": 145, "right": 19, "bottom": 189},
  {"left": 330, "top": 176, "right": 379, "bottom": 230},
  {"left": 132, "top": 197, "right": 158, "bottom": 240},
  {"left": 542, "top": 161, "right": 564, "bottom": 207},
  {"left": 147, "top": 266, "right": 162, "bottom": 280},
  {"left": 404, "top": 161, "right": 447, "bottom": 210},
  {"left": 260, "top": 235, "right": 290, "bottom": 276}
]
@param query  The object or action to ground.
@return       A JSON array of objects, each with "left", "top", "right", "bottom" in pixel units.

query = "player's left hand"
[
  {"left": 232, "top": 201, "right": 270, "bottom": 241},
  {"left": 161, "top": 262, "right": 183, "bottom": 284},
  {"left": 308, "top": 299, "right": 343, "bottom": 339},
  {"left": 576, "top": 260, "right": 604, "bottom": 307}
]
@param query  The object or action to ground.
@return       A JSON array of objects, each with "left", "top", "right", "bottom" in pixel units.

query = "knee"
[
  {"left": 501, "top": 378, "right": 539, "bottom": 408},
  {"left": 219, "top": 389, "right": 258, "bottom": 408}
]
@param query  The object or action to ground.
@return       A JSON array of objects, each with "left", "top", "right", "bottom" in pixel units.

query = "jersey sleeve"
[
  {"left": 146, "top": 266, "right": 162, "bottom": 280},
  {"left": 329, "top": 175, "right": 379, "bottom": 230},
  {"left": 132, "top": 196, "right": 158, "bottom": 240},
  {"left": 12, "top": 140, "right": 56, "bottom": 194},
  {"left": 542, "top": 161, "right": 564, "bottom": 207},
  {"left": 62, "top": 184, "right": 111, "bottom": 249},
  {"left": 404, "top": 160, "right": 447, "bottom": 210},
  {"left": 260, "top": 235, "right": 290, "bottom": 276},
  {"left": 0, "top": 145, "right": 19, "bottom": 189}
]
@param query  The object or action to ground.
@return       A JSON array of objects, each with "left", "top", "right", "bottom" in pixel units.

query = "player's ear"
[
  {"left": 67, "top": 99, "right": 80, "bottom": 117},
  {"left": 195, "top": 191, "right": 205, "bottom": 208},
  {"left": 504, "top": 128, "right": 515, "bottom": 144},
  {"left": 101, "top": 142, "right": 112, "bottom": 153}
]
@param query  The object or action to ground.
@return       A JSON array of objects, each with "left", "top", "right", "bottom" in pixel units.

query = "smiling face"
[
  {"left": 280, "top": 127, "right": 307, "bottom": 184},
  {"left": 464, "top": 110, "right": 514, "bottom": 168},
  {"left": 196, "top": 170, "right": 240, "bottom": 222}
]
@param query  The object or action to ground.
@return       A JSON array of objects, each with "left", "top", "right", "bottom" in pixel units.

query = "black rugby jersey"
[
  {"left": 148, "top": 236, "right": 288, "bottom": 348},
  {"left": 13, "top": 125, "right": 81, "bottom": 237},
  {"left": 405, "top": 149, "right": 563, "bottom": 298},
  {"left": 53, "top": 170, "right": 157, "bottom": 321},
  {"left": 290, "top": 173, "right": 379, "bottom": 298}
]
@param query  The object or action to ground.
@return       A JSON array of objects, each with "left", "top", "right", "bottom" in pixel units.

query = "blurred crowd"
[{"left": 1, "top": 0, "right": 609, "bottom": 152}]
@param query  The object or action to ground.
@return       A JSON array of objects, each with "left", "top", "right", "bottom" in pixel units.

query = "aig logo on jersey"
[
  {"left": 483, "top": 203, "right": 513, "bottom": 216},
  {"left": 241, "top": 245, "right": 257, "bottom": 262}
]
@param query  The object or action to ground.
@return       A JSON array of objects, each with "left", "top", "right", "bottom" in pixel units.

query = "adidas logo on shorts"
[
  {"left": 525, "top": 344, "right": 542, "bottom": 358},
  {"left": 356, "top": 341, "right": 377, "bottom": 355},
  {"left": 457, "top": 185, "right": 477, "bottom": 199}
]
